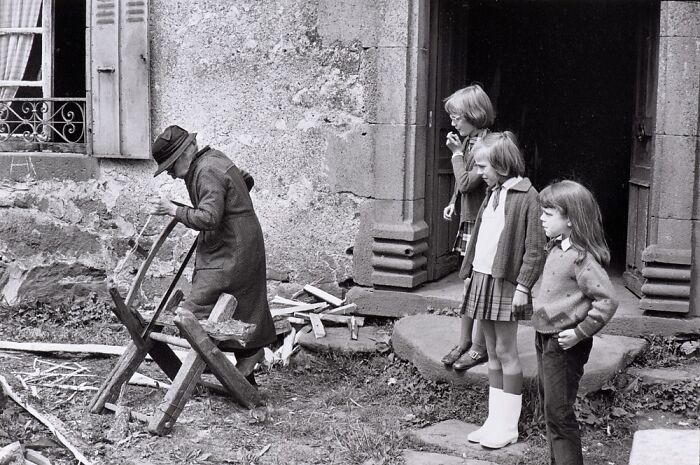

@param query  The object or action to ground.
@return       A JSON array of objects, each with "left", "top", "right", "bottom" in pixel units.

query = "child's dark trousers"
[{"left": 535, "top": 332, "right": 593, "bottom": 465}]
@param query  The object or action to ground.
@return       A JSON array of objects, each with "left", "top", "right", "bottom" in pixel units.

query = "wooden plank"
[
  {"left": 271, "top": 302, "right": 327, "bottom": 317},
  {"left": 308, "top": 314, "right": 326, "bottom": 339},
  {"left": 303, "top": 284, "right": 345, "bottom": 307},
  {"left": 271, "top": 296, "right": 307, "bottom": 306},
  {"left": 0, "top": 341, "right": 127, "bottom": 356},
  {"left": 0, "top": 375, "right": 93, "bottom": 465},
  {"left": 175, "top": 311, "right": 260, "bottom": 409},
  {"left": 90, "top": 0, "right": 121, "bottom": 156},
  {"left": 293, "top": 312, "right": 364, "bottom": 326},
  {"left": 148, "top": 294, "right": 236, "bottom": 435},
  {"left": 89, "top": 342, "right": 149, "bottom": 413},
  {"left": 118, "top": 0, "right": 151, "bottom": 158},
  {"left": 149, "top": 333, "right": 190, "bottom": 349},
  {"left": 323, "top": 303, "right": 357, "bottom": 315},
  {"left": 109, "top": 288, "right": 146, "bottom": 347}
]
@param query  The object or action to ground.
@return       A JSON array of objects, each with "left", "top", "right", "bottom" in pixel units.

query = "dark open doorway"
[{"left": 426, "top": 0, "right": 651, "bottom": 280}]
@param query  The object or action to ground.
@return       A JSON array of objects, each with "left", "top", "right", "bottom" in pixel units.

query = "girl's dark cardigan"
[{"left": 459, "top": 177, "right": 547, "bottom": 290}]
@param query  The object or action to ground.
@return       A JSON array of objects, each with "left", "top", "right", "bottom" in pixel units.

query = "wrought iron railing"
[{"left": 0, "top": 98, "right": 87, "bottom": 153}]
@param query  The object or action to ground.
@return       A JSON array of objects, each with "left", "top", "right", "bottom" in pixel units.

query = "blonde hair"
[
  {"left": 472, "top": 131, "right": 525, "bottom": 179},
  {"left": 443, "top": 84, "right": 495, "bottom": 129},
  {"left": 538, "top": 180, "right": 611, "bottom": 266}
]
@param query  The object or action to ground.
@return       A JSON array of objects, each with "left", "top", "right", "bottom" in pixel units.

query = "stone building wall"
[{"left": 0, "top": 0, "right": 405, "bottom": 307}]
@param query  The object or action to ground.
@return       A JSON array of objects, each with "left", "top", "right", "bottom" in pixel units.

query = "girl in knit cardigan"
[
  {"left": 535, "top": 180, "right": 618, "bottom": 465},
  {"left": 459, "top": 131, "right": 546, "bottom": 449}
]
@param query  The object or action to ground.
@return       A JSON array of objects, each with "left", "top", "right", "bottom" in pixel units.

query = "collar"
[
  {"left": 507, "top": 176, "right": 532, "bottom": 192},
  {"left": 555, "top": 235, "right": 573, "bottom": 251},
  {"left": 500, "top": 176, "right": 523, "bottom": 190},
  {"left": 185, "top": 145, "right": 212, "bottom": 181}
]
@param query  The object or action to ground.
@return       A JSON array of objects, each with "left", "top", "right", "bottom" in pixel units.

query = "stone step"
[
  {"left": 626, "top": 363, "right": 700, "bottom": 385},
  {"left": 402, "top": 450, "right": 499, "bottom": 465},
  {"left": 392, "top": 314, "right": 647, "bottom": 393},
  {"left": 408, "top": 420, "right": 527, "bottom": 465},
  {"left": 628, "top": 429, "right": 700, "bottom": 465}
]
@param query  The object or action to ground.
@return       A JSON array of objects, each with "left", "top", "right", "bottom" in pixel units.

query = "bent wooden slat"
[{"left": 125, "top": 217, "right": 179, "bottom": 309}]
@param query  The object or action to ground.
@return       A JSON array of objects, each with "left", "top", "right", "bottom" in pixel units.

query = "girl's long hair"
[{"left": 538, "top": 180, "right": 610, "bottom": 266}]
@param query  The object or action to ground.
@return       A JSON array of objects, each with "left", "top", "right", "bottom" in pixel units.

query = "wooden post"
[
  {"left": 148, "top": 294, "right": 237, "bottom": 435},
  {"left": 175, "top": 311, "right": 260, "bottom": 409}
]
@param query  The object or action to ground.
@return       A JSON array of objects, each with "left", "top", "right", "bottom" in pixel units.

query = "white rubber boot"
[
  {"left": 467, "top": 387, "right": 502, "bottom": 443},
  {"left": 480, "top": 391, "right": 521, "bottom": 449}
]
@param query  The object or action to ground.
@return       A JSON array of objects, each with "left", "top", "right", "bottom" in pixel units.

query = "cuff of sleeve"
[
  {"left": 174, "top": 206, "right": 187, "bottom": 223},
  {"left": 451, "top": 151, "right": 463, "bottom": 158},
  {"left": 574, "top": 326, "right": 588, "bottom": 340}
]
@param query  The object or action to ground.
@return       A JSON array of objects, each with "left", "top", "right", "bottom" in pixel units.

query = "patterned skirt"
[
  {"left": 452, "top": 221, "right": 475, "bottom": 256},
  {"left": 460, "top": 271, "right": 532, "bottom": 321}
]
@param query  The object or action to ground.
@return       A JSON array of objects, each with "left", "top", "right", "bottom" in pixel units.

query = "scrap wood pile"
[{"left": 265, "top": 284, "right": 362, "bottom": 367}]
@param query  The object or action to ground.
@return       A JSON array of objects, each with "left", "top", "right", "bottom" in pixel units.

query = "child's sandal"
[{"left": 441, "top": 344, "right": 470, "bottom": 366}]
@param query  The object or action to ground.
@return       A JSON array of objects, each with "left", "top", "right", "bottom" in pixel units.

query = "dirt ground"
[{"left": 0, "top": 301, "right": 698, "bottom": 465}]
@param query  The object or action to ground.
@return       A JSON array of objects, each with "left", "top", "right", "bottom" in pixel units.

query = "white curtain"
[{"left": 0, "top": 0, "right": 43, "bottom": 100}]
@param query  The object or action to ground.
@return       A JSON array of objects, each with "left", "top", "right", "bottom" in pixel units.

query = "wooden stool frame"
[{"left": 89, "top": 218, "right": 260, "bottom": 435}]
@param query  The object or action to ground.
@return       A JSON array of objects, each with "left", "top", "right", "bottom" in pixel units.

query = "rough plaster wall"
[
  {"left": 148, "top": 0, "right": 371, "bottom": 285},
  {"left": 0, "top": 0, "right": 379, "bottom": 307}
]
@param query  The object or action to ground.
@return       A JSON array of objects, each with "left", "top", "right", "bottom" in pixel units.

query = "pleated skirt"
[{"left": 460, "top": 271, "right": 532, "bottom": 321}]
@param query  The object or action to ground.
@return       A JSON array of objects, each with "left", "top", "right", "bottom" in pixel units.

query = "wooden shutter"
[{"left": 89, "top": 0, "right": 150, "bottom": 158}]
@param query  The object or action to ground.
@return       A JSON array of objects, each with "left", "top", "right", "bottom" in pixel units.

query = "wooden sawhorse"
[{"left": 89, "top": 219, "right": 260, "bottom": 435}]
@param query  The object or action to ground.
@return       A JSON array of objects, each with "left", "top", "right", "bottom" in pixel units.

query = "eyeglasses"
[{"left": 449, "top": 114, "right": 463, "bottom": 122}]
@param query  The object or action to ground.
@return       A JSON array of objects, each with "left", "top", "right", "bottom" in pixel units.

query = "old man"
[{"left": 150, "top": 125, "right": 276, "bottom": 386}]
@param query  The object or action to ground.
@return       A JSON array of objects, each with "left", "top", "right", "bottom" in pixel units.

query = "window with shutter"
[{"left": 0, "top": 0, "right": 150, "bottom": 159}]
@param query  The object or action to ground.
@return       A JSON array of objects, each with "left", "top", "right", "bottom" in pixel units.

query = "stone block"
[
  {"left": 629, "top": 429, "right": 700, "bottom": 465},
  {"left": 297, "top": 325, "right": 391, "bottom": 354},
  {"left": 408, "top": 420, "right": 528, "bottom": 464},
  {"left": 371, "top": 123, "right": 425, "bottom": 201},
  {"left": 352, "top": 203, "right": 375, "bottom": 286},
  {"left": 654, "top": 135, "right": 697, "bottom": 219},
  {"left": 371, "top": 268, "right": 427, "bottom": 288},
  {"left": 402, "top": 450, "right": 498, "bottom": 465},
  {"left": 326, "top": 124, "right": 375, "bottom": 198},
  {"left": 658, "top": 37, "right": 700, "bottom": 92},
  {"left": 347, "top": 286, "right": 456, "bottom": 317},
  {"left": 372, "top": 198, "right": 428, "bottom": 240},
  {"left": 642, "top": 244, "right": 692, "bottom": 264},
  {"left": 657, "top": 87, "right": 700, "bottom": 136},
  {"left": 656, "top": 218, "right": 692, "bottom": 249},
  {"left": 626, "top": 363, "right": 700, "bottom": 384},
  {"left": 661, "top": 1, "right": 700, "bottom": 38},
  {"left": 362, "top": 47, "right": 429, "bottom": 126},
  {"left": 391, "top": 314, "right": 648, "bottom": 393}
]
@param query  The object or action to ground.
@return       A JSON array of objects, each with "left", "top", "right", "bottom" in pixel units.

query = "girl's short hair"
[
  {"left": 472, "top": 131, "right": 525, "bottom": 178},
  {"left": 443, "top": 84, "right": 495, "bottom": 129},
  {"left": 538, "top": 180, "right": 611, "bottom": 266}
]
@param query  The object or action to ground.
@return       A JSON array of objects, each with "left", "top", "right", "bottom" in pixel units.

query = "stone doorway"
[{"left": 425, "top": 0, "right": 654, "bottom": 280}]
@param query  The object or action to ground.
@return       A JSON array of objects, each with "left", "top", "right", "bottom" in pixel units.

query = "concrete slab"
[
  {"left": 392, "top": 314, "right": 647, "bottom": 393},
  {"left": 402, "top": 450, "right": 498, "bottom": 465},
  {"left": 629, "top": 429, "right": 700, "bottom": 465},
  {"left": 627, "top": 363, "right": 700, "bottom": 385},
  {"left": 408, "top": 420, "right": 527, "bottom": 464},
  {"left": 297, "top": 325, "right": 391, "bottom": 354},
  {"left": 349, "top": 273, "right": 700, "bottom": 337}
]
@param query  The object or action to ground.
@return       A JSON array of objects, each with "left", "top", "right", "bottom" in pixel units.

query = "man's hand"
[
  {"left": 443, "top": 204, "right": 455, "bottom": 220},
  {"left": 149, "top": 196, "right": 177, "bottom": 216},
  {"left": 557, "top": 329, "right": 581, "bottom": 350}
]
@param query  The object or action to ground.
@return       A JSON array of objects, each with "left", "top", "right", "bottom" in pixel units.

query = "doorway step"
[{"left": 347, "top": 272, "right": 700, "bottom": 338}]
